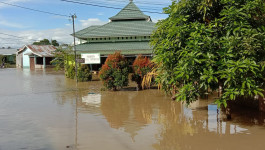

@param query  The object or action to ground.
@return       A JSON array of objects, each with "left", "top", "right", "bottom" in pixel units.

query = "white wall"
[{"left": 22, "top": 47, "right": 31, "bottom": 68}]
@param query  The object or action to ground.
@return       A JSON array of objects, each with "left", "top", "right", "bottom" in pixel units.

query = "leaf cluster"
[
  {"left": 151, "top": 0, "right": 265, "bottom": 106},
  {"left": 99, "top": 52, "right": 129, "bottom": 91}
]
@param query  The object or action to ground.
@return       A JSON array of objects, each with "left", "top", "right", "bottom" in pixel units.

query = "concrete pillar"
[
  {"left": 43, "top": 57, "right": 46, "bottom": 69},
  {"left": 34, "top": 56, "right": 37, "bottom": 65}
]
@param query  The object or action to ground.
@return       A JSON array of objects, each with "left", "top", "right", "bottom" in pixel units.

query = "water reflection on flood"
[{"left": 1, "top": 69, "right": 265, "bottom": 150}]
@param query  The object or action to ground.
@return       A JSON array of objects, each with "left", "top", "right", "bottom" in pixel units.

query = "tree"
[
  {"left": 151, "top": 0, "right": 265, "bottom": 118},
  {"left": 131, "top": 55, "right": 153, "bottom": 90},
  {"left": 99, "top": 52, "right": 129, "bottom": 91},
  {"left": 33, "top": 39, "right": 51, "bottom": 45},
  {"left": 51, "top": 46, "right": 73, "bottom": 71},
  {"left": 77, "top": 64, "right": 92, "bottom": 82},
  {"left": 51, "top": 40, "right": 59, "bottom": 46}
]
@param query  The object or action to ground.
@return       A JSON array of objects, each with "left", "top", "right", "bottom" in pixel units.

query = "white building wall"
[{"left": 22, "top": 48, "right": 31, "bottom": 68}]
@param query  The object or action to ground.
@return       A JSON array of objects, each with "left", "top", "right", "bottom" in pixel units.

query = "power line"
[
  {"left": 61, "top": 0, "right": 165, "bottom": 14},
  {"left": 0, "top": 1, "right": 69, "bottom": 17},
  {"left": 0, "top": 32, "right": 70, "bottom": 46},
  {"left": 0, "top": 32, "right": 38, "bottom": 42},
  {"left": 74, "top": 0, "right": 166, "bottom": 10},
  {"left": 81, "top": 0, "right": 171, "bottom": 7}
]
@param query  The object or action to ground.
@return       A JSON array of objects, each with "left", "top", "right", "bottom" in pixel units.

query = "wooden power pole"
[{"left": 71, "top": 14, "right": 78, "bottom": 83}]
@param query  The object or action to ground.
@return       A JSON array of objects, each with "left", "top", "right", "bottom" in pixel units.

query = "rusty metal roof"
[
  {"left": 18, "top": 45, "right": 57, "bottom": 57},
  {"left": 0, "top": 48, "right": 17, "bottom": 55}
]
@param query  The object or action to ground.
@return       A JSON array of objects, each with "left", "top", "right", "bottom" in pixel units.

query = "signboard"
[
  {"left": 76, "top": 58, "right": 85, "bottom": 63},
  {"left": 81, "top": 53, "right": 101, "bottom": 64}
]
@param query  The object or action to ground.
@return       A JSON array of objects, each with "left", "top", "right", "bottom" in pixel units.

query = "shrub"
[
  {"left": 99, "top": 52, "right": 129, "bottom": 91},
  {"left": 65, "top": 65, "right": 75, "bottom": 79},
  {"left": 132, "top": 55, "right": 153, "bottom": 90},
  {"left": 77, "top": 64, "right": 92, "bottom": 82}
]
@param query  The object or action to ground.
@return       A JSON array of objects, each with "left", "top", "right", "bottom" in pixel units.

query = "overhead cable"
[
  {"left": 61, "top": 0, "right": 165, "bottom": 14},
  {"left": 0, "top": 1, "right": 69, "bottom": 17}
]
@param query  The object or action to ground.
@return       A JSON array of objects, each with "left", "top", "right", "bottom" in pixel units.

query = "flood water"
[{"left": 1, "top": 69, "right": 265, "bottom": 150}]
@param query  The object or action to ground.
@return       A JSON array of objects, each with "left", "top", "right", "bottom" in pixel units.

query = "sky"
[{"left": 0, "top": 0, "right": 172, "bottom": 48}]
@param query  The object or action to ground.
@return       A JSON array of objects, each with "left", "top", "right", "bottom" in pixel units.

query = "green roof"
[
  {"left": 75, "top": 41, "right": 153, "bottom": 55},
  {"left": 75, "top": 20, "right": 156, "bottom": 39},
  {"left": 109, "top": 2, "right": 150, "bottom": 21},
  {"left": 73, "top": 25, "right": 100, "bottom": 37}
]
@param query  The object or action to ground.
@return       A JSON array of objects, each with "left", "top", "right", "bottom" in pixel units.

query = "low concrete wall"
[{"left": 35, "top": 65, "right": 54, "bottom": 69}]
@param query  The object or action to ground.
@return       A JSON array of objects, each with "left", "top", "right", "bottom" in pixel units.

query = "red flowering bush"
[
  {"left": 132, "top": 55, "right": 153, "bottom": 90},
  {"left": 99, "top": 52, "right": 129, "bottom": 91}
]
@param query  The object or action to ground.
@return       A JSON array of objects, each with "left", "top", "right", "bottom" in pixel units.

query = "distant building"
[
  {"left": 0, "top": 48, "right": 17, "bottom": 67},
  {"left": 16, "top": 45, "right": 56, "bottom": 69},
  {"left": 73, "top": 1, "right": 156, "bottom": 70}
]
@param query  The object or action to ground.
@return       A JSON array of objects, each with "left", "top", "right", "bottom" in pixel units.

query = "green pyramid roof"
[{"left": 109, "top": 1, "right": 150, "bottom": 21}]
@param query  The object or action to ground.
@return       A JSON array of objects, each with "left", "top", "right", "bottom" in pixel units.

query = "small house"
[
  {"left": 0, "top": 48, "right": 17, "bottom": 68},
  {"left": 16, "top": 45, "right": 56, "bottom": 69}
]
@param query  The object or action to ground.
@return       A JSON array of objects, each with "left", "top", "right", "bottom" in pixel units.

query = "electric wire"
[
  {"left": 80, "top": 0, "right": 171, "bottom": 7},
  {"left": 0, "top": 32, "right": 39, "bottom": 42},
  {"left": 61, "top": 0, "right": 165, "bottom": 14},
  {"left": 74, "top": 0, "right": 166, "bottom": 11},
  {"left": 0, "top": 1, "right": 69, "bottom": 17}
]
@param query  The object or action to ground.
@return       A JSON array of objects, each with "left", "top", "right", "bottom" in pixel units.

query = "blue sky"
[{"left": 0, "top": 0, "right": 172, "bottom": 48}]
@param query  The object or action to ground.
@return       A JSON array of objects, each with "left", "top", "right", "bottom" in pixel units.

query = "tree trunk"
[
  {"left": 113, "top": 86, "right": 117, "bottom": 91},
  {"left": 136, "top": 80, "right": 142, "bottom": 91},
  {"left": 259, "top": 94, "right": 265, "bottom": 112},
  {"left": 226, "top": 100, "right": 232, "bottom": 120}
]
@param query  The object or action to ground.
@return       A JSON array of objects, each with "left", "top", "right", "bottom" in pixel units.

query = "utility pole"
[{"left": 71, "top": 14, "right": 78, "bottom": 83}]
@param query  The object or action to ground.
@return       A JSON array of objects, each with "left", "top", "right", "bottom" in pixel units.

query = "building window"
[
  {"left": 122, "top": 37, "right": 124, "bottom": 39},
  {"left": 96, "top": 38, "right": 98, "bottom": 40},
  {"left": 130, "top": 37, "right": 132, "bottom": 39},
  {"left": 92, "top": 38, "right": 94, "bottom": 40},
  {"left": 100, "top": 38, "right": 102, "bottom": 40},
  {"left": 135, "top": 37, "right": 137, "bottom": 39},
  {"left": 126, "top": 37, "right": 128, "bottom": 39},
  {"left": 144, "top": 36, "right": 146, "bottom": 39},
  {"left": 118, "top": 37, "right": 120, "bottom": 40}
]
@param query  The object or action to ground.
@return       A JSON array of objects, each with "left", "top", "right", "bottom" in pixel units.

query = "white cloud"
[
  {"left": 0, "top": 27, "right": 73, "bottom": 48},
  {"left": 79, "top": 18, "right": 107, "bottom": 28},
  {"left": 97, "top": 12, "right": 104, "bottom": 16},
  {"left": 0, "top": 18, "right": 107, "bottom": 48},
  {"left": 152, "top": 18, "right": 165, "bottom": 23},
  {"left": 0, "top": 20, "right": 28, "bottom": 29}
]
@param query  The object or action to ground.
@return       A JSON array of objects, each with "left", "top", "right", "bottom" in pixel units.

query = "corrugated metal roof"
[
  {"left": 27, "top": 45, "right": 56, "bottom": 57},
  {"left": 75, "top": 41, "right": 153, "bottom": 55},
  {"left": 18, "top": 45, "right": 57, "bottom": 57},
  {"left": 0, "top": 49, "right": 17, "bottom": 55}
]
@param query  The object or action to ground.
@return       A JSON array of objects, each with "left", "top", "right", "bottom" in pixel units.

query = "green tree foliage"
[
  {"left": 99, "top": 52, "right": 129, "bottom": 91},
  {"left": 51, "top": 40, "right": 59, "bottom": 46},
  {"left": 151, "top": 0, "right": 265, "bottom": 106},
  {"left": 52, "top": 46, "right": 92, "bottom": 81},
  {"left": 132, "top": 55, "right": 153, "bottom": 90},
  {"left": 77, "top": 64, "right": 92, "bottom": 82},
  {"left": 33, "top": 39, "right": 59, "bottom": 46},
  {"left": 51, "top": 46, "right": 74, "bottom": 71},
  {"left": 33, "top": 39, "right": 51, "bottom": 45}
]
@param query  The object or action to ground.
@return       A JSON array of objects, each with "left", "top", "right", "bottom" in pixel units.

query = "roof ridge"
[{"left": 109, "top": 1, "right": 149, "bottom": 21}]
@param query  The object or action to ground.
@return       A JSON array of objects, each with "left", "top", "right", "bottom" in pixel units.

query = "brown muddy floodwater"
[{"left": 1, "top": 68, "right": 265, "bottom": 150}]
